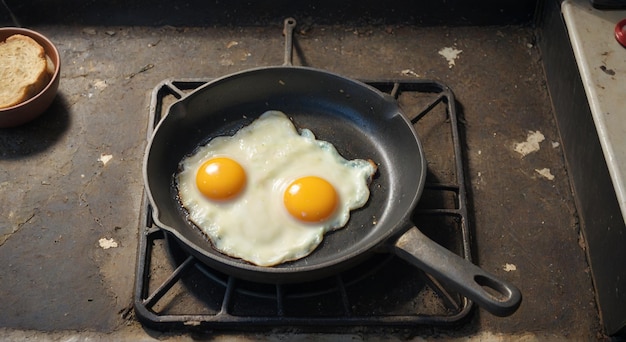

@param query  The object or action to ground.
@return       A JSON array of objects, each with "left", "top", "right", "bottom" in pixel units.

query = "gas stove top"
[{"left": 134, "top": 78, "right": 474, "bottom": 332}]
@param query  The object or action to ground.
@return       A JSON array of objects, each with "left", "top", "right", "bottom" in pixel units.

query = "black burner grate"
[{"left": 134, "top": 79, "right": 473, "bottom": 332}]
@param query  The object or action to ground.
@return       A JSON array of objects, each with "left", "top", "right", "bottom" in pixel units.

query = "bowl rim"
[{"left": 0, "top": 26, "right": 61, "bottom": 113}]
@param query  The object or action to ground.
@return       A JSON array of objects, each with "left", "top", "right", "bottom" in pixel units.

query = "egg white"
[{"left": 176, "top": 110, "right": 376, "bottom": 266}]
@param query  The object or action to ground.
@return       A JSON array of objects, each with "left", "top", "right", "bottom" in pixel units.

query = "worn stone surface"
[{"left": 0, "top": 19, "right": 601, "bottom": 340}]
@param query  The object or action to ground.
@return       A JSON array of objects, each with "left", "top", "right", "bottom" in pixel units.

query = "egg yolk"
[
  {"left": 284, "top": 176, "right": 338, "bottom": 222},
  {"left": 196, "top": 157, "right": 246, "bottom": 201}
]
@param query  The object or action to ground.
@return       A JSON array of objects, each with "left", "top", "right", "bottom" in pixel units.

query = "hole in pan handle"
[{"left": 394, "top": 227, "right": 522, "bottom": 317}]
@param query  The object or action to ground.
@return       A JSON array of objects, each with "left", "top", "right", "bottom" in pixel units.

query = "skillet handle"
[
  {"left": 394, "top": 227, "right": 522, "bottom": 317},
  {"left": 282, "top": 18, "right": 296, "bottom": 66}
]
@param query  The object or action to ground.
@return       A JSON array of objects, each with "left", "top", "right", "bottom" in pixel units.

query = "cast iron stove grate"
[{"left": 134, "top": 79, "right": 473, "bottom": 332}]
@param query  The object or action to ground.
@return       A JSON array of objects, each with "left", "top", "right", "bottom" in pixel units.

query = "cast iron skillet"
[{"left": 143, "top": 18, "right": 522, "bottom": 317}]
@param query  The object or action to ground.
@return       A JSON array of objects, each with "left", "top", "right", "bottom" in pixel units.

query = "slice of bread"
[{"left": 0, "top": 34, "right": 51, "bottom": 109}]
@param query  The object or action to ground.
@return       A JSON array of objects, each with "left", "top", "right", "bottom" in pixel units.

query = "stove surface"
[{"left": 0, "top": 5, "right": 602, "bottom": 340}]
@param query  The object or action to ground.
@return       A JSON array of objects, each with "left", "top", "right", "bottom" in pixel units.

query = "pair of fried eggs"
[{"left": 176, "top": 110, "right": 377, "bottom": 267}]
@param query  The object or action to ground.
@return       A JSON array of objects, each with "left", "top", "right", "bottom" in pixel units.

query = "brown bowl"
[{"left": 0, "top": 27, "right": 61, "bottom": 128}]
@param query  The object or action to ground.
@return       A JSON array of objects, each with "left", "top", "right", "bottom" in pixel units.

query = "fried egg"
[{"left": 176, "top": 110, "right": 377, "bottom": 266}]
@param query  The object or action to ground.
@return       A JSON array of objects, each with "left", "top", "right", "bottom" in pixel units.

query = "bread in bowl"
[
  {"left": 0, "top": 34, "right": 52, "bottom": 109},
  {"left": 0, "top": 27, "right": 61, "bottom": 128}
]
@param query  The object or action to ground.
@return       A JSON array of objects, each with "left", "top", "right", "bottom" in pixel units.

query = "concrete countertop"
[
  {"left": 562, "top": 0, "right": 626, "bottom": 224},
  {"left": 0, "top": 5, "right": 602, "bottom": 339}
]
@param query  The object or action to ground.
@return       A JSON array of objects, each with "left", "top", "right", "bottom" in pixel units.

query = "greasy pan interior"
[{"left": 144, "top": 66, "right": 426, "bottom": 283}]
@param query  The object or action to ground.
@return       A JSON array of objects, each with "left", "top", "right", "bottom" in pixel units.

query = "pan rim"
[{"left": 142, "top": 66, "right": 427, "bottom": 280}]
